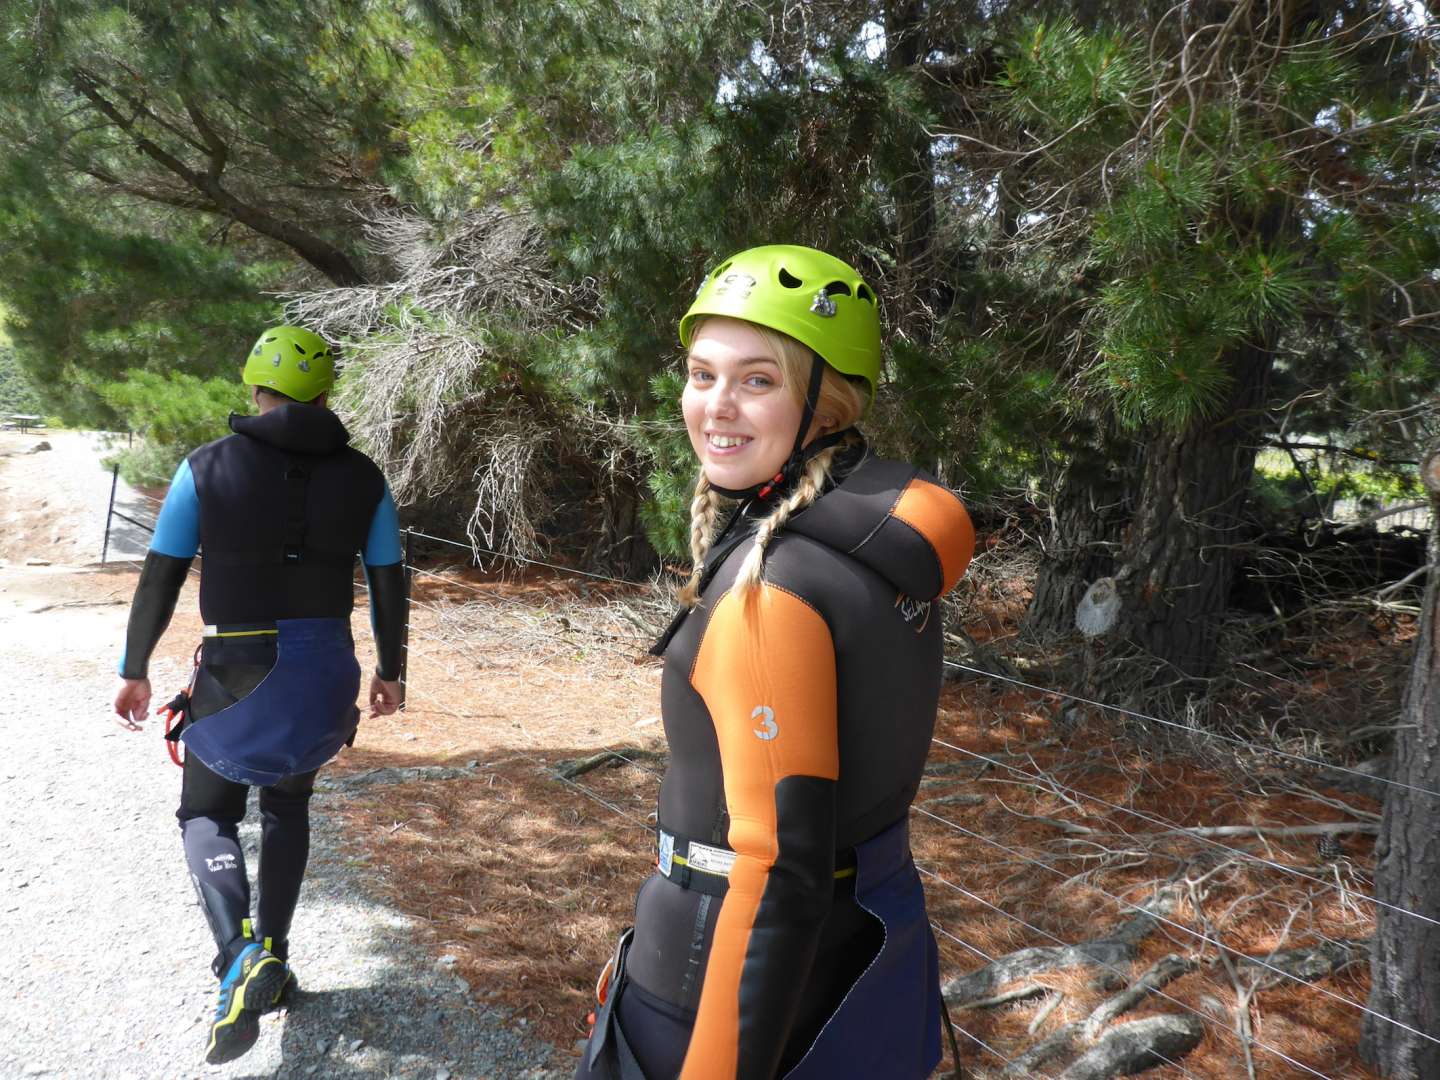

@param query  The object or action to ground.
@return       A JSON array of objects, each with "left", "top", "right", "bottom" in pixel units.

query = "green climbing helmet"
[
  {"left": 679, "top": 244, "right": 882, "bottom": 399},
  {"left": 241, "top": 325, "right": 336, "bottom": 402}
]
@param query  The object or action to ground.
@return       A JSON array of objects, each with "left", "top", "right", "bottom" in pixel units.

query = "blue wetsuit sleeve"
[
  {"left": 117, "top": 459, "right": 200, "bottom": 677},
  {"left": 363, "top": 483, "right": 402, "bottom": 567},
  {"left": 150, "top": 458, "right": 201, "bottom": 559}
]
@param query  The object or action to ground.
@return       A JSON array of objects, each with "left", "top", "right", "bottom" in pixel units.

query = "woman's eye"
[
  {"left": 689, "top": 368, "right": 713, "bottom": 384},
  {"left": 746, "top": 375, "right": 774, "bottom": 388}
]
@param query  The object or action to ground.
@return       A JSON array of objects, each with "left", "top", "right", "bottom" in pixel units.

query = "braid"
[
  {"left": 733, "top": 445, "right": 842, "bottom": 602},
  {"left": 677, "top": 472, "right": 723, "bottom": 608}
]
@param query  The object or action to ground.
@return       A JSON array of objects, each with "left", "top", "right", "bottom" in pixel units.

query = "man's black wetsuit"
[
  {"left": 580, "top": 447, "right": 974, "bottom": 1080},
  {"left": 119, "top": 403, "right": 406, "bottom": 973}
]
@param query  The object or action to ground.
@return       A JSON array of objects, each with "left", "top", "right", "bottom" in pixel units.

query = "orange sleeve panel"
[
  {"left": 892, "top": 477, "right": 975, "bottom": 596},
  {"left": 681, "top": 583, "right": 839, "bottom": 1080}
]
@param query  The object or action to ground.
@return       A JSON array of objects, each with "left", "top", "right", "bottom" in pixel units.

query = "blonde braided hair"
[
  {"left": 732, "top": 442, "right": 848, "bottom": 602},
  {"left": 677, "top": 473, "right": 725, "bottom": 608}
]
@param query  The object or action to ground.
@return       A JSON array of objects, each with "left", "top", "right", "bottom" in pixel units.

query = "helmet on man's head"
[
  {"left": 242, "top": 326, "right": 336, "bottom": 402},
  {"left": 679, "top": 245, "right": 882, "bottom": 399}
]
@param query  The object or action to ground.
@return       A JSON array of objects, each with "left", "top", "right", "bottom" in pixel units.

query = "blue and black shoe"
[
  {"left": 261, "top": 936, "right": 299, "bottom": 1013},
  {"left": 204, "top": 942, "right": 287, "bottom": 1064}
]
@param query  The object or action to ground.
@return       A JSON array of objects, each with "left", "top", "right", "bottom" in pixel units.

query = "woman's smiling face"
[{"left": 682, "top": 317, "right": 805, "bottom": 492}]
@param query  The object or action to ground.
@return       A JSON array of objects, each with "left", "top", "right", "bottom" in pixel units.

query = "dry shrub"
[{"left": 282, "top": 205, "right": 643, "bottom": 563}]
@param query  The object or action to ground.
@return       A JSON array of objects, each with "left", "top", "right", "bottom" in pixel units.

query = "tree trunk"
[
  {"left": 1096, "top": 342, "right": 1273, "bottom": 702},
  {"left": 1359, "top": 445, "right": 1440, "bottom": 1079},
  {"left": 885, "top": 0, "right": 938, "bottom": 340},
  {"left": 1025, "top": 431, "right": 1134, "bottom": 639}
]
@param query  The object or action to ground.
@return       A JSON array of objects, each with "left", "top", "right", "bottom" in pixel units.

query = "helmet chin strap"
[{"left": 709, "top": 354, "right": 844, "bottom": 502}]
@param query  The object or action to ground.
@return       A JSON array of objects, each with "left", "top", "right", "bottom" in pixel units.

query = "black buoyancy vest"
[{"left": 188, "top": 404, "right": 385, "bottom": 625}]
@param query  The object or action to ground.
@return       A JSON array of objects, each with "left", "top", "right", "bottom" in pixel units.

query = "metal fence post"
[
  {"left": 399, "top": 526, "right": 413, "bottom": 711},
  {"left": 101, "top": 464, "right": 119, "bottom": 564}
]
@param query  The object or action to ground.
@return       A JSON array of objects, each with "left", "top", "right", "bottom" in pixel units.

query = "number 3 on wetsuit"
[{"left": 751, "top": 704, "right": 778, "bottom": 741}]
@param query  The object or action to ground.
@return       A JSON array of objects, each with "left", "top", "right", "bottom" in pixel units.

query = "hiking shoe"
[
  {"left": 261, "top": 936, "right": 299, "bottom": 1013},
  {"left": 204, "top": 943, "right": 287, "bottom": 1064},
  {"left": 266, "top": 964, "right": 299, "bottom": 1013}
]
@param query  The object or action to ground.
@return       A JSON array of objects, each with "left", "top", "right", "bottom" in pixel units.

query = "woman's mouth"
[{"left": 706, "top": 433, "right": 753, "bottom": 455}]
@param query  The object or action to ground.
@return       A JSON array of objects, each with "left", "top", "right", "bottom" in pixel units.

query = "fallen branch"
[
  {"left": 921, "top": 793, "right": 987, "bottom": 808},
  {"left": 555, "top": 748, "right": 665, "bottom": 779},
  {"left": 1147, "top": 821, "right": 1379, "bottom": 841},
  {"left": 959, "top": 984, "right": 1048, "bottom": 1010}
]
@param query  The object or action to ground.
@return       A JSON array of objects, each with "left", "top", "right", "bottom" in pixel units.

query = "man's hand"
[
  {"left": 113, "top": 677, "right": 152, "bottom": 731},
  {"left": 369, "top": 674, "right": 402, "bottom": 717}
]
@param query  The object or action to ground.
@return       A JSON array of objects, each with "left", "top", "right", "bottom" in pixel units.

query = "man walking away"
[{"left": 111, "top": 326, "right": 408, "bottom": 1064}]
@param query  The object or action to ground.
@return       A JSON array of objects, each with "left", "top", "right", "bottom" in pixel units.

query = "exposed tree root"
[
  {"left": 1083, "top": 954, "right": 1198, "bottom": 1040},
  {"left": 1058, "top": 1015, "right": 1206, "bottom": 1080},
  {"left": 1233, "top": 938, "right": 1368, "bottom": 987},
  {"left": 944, "top": 887, "right": 1181, "bottom": 1005}
]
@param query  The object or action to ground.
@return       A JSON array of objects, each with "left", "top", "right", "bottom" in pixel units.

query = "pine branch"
[{"left": 68, "top": 69, "right": 366, "bottom": 286}]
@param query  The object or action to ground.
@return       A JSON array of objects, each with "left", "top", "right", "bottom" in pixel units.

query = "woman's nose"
[{"left": 705, "top": 380, "right": 737, "bottom": 419}]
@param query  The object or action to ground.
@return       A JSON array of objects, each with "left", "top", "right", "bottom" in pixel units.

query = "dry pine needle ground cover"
[{"left": 328, "top": 566, "right": 1386, "bottom": 1078}]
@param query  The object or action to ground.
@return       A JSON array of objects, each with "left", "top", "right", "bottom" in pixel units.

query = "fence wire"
[
  {"left": 384, "top": 523, "right": 1435, "bottom": 1078},
  {"left": 106, "top": 488, "right": 1433, "bottom": 1077}
]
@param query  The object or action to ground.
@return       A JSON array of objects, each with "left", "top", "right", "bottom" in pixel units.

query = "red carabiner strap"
[
  {"left": 160, "top": 644, "right": 202, "bottom": 768},
  {"left": 160, "top": 696, "right": 188, "bottom": 767}
]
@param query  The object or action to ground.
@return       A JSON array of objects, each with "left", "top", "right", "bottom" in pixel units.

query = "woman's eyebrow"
[{"left": 686, "top": 354, "right": 779, "bottom": 367}]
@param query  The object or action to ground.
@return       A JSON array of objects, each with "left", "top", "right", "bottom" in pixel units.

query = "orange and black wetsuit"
[{"left": 579, "top": 446, "right": 974, "bottom": 1080}]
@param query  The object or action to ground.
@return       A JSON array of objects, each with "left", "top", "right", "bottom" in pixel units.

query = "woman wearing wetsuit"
[{"left": 578, "top": 245, "right": 975, "bottom": 1080}]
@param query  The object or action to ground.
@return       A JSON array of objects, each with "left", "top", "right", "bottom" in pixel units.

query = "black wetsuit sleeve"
[
  {"left": 365, "top": 562, "right": 407, "bottom": 681},
  {"left": 119, "top": 552, "right": 194, "bottom": 679}
]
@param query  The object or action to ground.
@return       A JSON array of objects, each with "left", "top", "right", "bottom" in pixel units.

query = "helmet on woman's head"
[
  {"left": 680, "top": 245, "right": 882, "bottom": 399},
  {"left": 242, "top": 326, "right": 336, "bottom": 402}
]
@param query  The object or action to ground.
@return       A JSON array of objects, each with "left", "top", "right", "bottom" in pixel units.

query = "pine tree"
[{"left": 981, "top": 7, "right": 1439, "bottom": 704}]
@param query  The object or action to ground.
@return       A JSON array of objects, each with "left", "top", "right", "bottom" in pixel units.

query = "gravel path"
[
  {"left": 3, "top": 440, "right": 565, "bottom": 1078},
  {"left": 0, "top": 429, "right": 152, "bottom": 565}
]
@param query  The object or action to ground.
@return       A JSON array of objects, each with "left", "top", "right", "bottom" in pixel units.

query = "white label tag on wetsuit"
[
  {"left": 686, "top": 842, "right": 737, "bottom": 877},
  {"left": 658, "top": 830, "right": 676, "bottom": 877}
]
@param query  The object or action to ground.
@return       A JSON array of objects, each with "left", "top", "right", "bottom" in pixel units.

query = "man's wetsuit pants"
[{"left": 177, "top": 752, "right": 318, "bottom": 973}]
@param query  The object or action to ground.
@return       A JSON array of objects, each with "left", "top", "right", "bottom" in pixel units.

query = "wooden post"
[
  {"left": 398, "top": 527, "right": 413, "bottom": 711},
  {"left": 101, "top": 465, "right": 119, "bottom": 564}
]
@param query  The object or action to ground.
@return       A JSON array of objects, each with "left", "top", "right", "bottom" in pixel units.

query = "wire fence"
[
  {"left": 383, "top": 524, "right": 1431, "bottom": 1077},
  {"left": 105, "top": 492, "right": 1432, "bottom": 1077}
]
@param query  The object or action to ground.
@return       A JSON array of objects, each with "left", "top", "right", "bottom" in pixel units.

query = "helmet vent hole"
[
  {"left": 713, "top": 261, "right": 733, "bottom": 280},
  {"left": 294, "top": 343, "right": 307, "bottom": 354},
  {"left": 856, "top": 284, "right": 876, "bottom": 305},
  {"left": 823, "top": 280, "right": 851, "bottom": 297},
  {"left": 778, "top": 267, "right": 803, "bottom": 289}
]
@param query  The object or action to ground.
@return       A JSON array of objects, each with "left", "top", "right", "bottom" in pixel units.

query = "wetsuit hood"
[
  {"left": 784, "top": 452, "right": 974, "bottom": 603},
  {"left": 229, "top": 403, "right": 350, "bottom": 456}
]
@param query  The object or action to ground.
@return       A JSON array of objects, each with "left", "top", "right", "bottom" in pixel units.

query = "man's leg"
[
  {"left": 177, "top": 753, "right": 254, "bottom": 971},
  {"left": 177, "top": 753, "right": 286, "bottom": 1064},
  {"left": 254, "top": 768, "right": 319, "bottom": 980}
]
